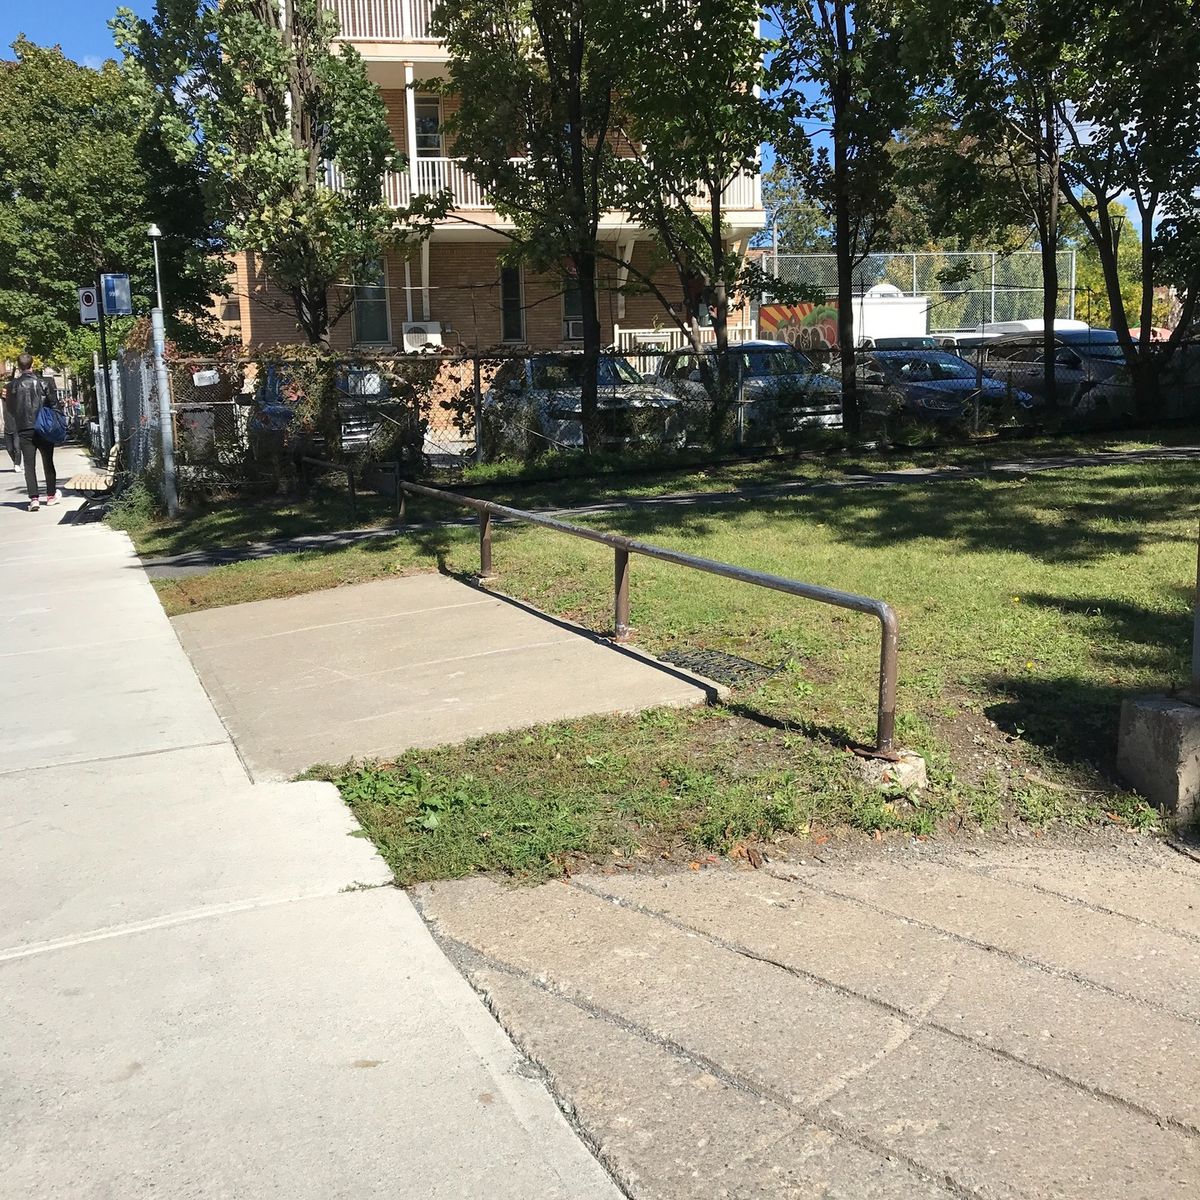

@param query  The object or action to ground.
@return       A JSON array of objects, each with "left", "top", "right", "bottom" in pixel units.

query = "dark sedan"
[{"left": 857, "top": 350, "right": 1034, "bottom": 423}]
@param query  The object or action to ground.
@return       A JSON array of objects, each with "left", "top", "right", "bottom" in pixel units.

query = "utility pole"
[
  {"left": 148, "top": 224, "right": 179, "bottom": 517},
  {"left": 96, "top": 270, "right": 115, "bottom": 450}
]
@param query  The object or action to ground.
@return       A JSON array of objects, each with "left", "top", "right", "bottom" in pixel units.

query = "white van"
[{"left": 977, "top": 318, "right": 1091, "bottom": 338}]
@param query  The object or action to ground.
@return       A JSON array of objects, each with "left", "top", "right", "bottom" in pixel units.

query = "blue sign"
[{"left": 101, "top": 274, "right": 133, "bottom": 317}]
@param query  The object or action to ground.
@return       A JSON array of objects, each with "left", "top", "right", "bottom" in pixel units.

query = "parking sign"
[
  {"left": 101, "top": 274, "right": 133, "bottom": 317},
  {"left": 79, "top": 286, "right": 99, "bottom": 324}
]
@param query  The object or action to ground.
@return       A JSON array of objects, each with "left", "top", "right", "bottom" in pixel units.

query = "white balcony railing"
[
  {"left": 326, "top": 0, "right": 437, "bottom": 41},
  {"left": 330, "top": 158, "right": 762, "bottom": 215}
]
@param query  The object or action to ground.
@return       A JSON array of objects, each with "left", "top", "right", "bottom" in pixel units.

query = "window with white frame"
[
  {"left": 500, "top": 266, "right": 524, "bottom": 342},
  {"left": 354, "top": 262, "right": 390, "bottom": 345},
  {"left": 414, "top": 96, "right": 443, "bottom": 158},
  {"left": 562, "top": 276, "right": 584, "bottom": 341}
]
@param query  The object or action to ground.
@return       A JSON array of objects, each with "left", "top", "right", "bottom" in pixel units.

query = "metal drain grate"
[{"left": 660, "top": 648, "right": 782, "bottom": 689}]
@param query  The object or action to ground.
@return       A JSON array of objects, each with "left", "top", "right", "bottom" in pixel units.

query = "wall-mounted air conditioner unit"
[
  {"left": 402, "top": 321, "right": 443, "bottom": 352},
  {"left": 564, "top": 319, "right": 585, "bottom": 341}
]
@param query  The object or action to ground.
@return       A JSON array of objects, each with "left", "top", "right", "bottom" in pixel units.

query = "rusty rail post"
[
  {"left": 1192, "top": 520, "right": 1200, "bottom": 693},
  {"left": 397, "top": 479, "right": 901, "bottom": 753},
  {"left": 876, "top": 606, "right": 899, "bottom": 753},
  {"left": 479, "top": 510, "right": 495, "bottom": 580},
  {"left": 614, "top": 548, "right": 631, "bottom": 641}
]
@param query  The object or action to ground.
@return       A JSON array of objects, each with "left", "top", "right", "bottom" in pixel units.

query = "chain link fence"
[
  {"left": 101, "top": 337, "right": 1199, "bottom": 504},
  {"left": 766, "top": 251, "right": 1078, "bottom": 332}
]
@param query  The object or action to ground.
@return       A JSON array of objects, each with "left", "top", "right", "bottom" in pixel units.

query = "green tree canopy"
[
  {"left": 115, "top": 0, "right": 413, "bottom": 347},
  {"left": 0, "top": 37, "right": 222, "bottom": 367},
  {"left": 432, "top": 0, "right": 627, "bottom": 446}
]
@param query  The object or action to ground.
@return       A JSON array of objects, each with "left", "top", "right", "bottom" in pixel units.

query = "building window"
[
  {"left": 354, "top": 263, "right": 390, "bottom": 345},
  {"left": 500, "top": 266, "right": 524, "bottom": 342},
  {"left": 414, "top": 96, "right": 443, "bottom": 158},
  {"left": 563, "top": 276, "right": 583, "bottom": 341}
]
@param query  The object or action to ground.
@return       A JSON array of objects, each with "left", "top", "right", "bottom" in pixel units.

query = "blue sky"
[{"left": 3, "top": 1, "right": 154, "bottom": 67}]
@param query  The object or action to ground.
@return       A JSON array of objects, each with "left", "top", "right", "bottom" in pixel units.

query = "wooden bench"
[{"left": 67, "top": 445, "right": 120, "bottom": 496}]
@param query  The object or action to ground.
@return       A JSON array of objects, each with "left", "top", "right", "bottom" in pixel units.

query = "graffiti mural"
[{"left": 758, "top": 303, "right": 840, "bottom": 351}]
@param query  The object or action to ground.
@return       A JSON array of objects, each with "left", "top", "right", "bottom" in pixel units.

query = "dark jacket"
[{"left": 4, "top": 372, "right": 58, "bottom": 433}]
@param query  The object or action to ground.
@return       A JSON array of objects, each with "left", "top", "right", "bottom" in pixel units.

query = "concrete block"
[
  {"left": 857, "top": 748, "right": 928, "bottom": 790},
  {"left": 1117, "top": 695, "right": 1200, "bottom": 825}
]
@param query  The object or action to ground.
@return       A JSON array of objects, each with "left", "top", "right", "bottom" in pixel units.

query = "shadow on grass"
[
  {"left": 983, "top": 674, "right": 1132, "bottom": 779},
  {"left": 786, "top": 469, "right": 1196, "bottom": 565},
  {"left": 1020, "top": 590, "right": 1192, "bottom": 675},
  {"left": 581, "top": 463, "right": 1199, "bottom": 568}
]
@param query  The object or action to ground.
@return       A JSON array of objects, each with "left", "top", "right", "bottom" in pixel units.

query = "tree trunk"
[
  {"left": 832, "top": 1, "right": 859, "bottom": 439},
  {"left": 1040, "top": 88, "right": 1060, "bottom": 408},
  {"left": 577, "top": 252, "right": 602, "bottom": 453},
  {"left": 296, "top": 284, "right": 331, "bottom": 348}
]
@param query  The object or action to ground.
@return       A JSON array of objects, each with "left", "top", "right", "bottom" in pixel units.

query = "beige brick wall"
[{"left": 235, "top": 239, "right": 752, "bottom": 353}]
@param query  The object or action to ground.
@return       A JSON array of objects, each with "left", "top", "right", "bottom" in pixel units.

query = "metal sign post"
[{"left": 94, "top": 273, "right": 115, "bottom": 450}]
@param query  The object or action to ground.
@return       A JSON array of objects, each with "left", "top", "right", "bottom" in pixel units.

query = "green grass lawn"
[{"left": 151, "top": 454, "right": 1198, "bottom": 882}]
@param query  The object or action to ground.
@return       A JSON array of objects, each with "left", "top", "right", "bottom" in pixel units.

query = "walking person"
[
  {"left": 0, "top": 375, "right": 20, "bottom": 470},
  {"left": 3, "top": 354, "right": 64, "bottom": 511}
]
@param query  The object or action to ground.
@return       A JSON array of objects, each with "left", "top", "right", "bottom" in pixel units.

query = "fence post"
[
  {"left": 393, "top": 460, "right": 402, "bottom": 523},
  {"left": 614, "top": 547, "right": 631, "bottom": 641},
  {"left": 109, "top": 360, "right": 123, "bottom": 445},
  {"left": 473, "top": 354, "right": 484, "bottom": 465},
  {"left": 151, "top": 309, "right": 179, "bottom": 516},
  {"left": 479, "top": 510, "right": 495, "bottom": 579},
  {"left": 347, "top": 463, "right": 357, "bottom": 521},
  {"left": 93, "top": 352, "right": 110, "bottom": 455}
]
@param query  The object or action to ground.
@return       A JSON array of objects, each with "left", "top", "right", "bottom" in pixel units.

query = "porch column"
[
  {"left": 420, "top": 239, "right": 431, "bottom": 321},
  {"left": 616, "top": 235, "right": 635, "bottom": 320},
  {"left": 404, "top": 62, "right": 419, "bottom": 203}
]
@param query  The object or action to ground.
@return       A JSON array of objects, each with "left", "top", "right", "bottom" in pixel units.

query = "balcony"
[
  {"left": 331, "top": 158, "right": 763, "bottom": 216},
  {"left": 326, "top": 0, "right": 437, "bottom": 41}
]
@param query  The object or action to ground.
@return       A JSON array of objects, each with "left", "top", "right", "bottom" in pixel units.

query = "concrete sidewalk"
[
  {"left": 417, "top": 838, "right": 1200, "bottom": 1198},
  {"left": 0, "top": 449, "right": 620, "bottom": 1198},
  {"left": 173, "top": 573, "right": 719, "bottom": 780}
]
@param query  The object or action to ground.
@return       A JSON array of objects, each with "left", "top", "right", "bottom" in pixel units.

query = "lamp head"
[{"left": 148, "top": 223, "right": 162, "bottom": 239}]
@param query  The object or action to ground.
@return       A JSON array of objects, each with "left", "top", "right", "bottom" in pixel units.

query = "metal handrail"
[{"left": 398, "top": 479, "right": 900, "bottom": 753}]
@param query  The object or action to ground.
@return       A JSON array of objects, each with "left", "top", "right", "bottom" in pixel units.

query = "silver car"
[
  {"left": 482, "top": 354, "right": 684, "bottom": 459},
  {"left": 964, "top": 330, "right": 1127, "bottom": 406},
  {"left": 653, "top": 340, "right": 843, "bottom": 442}
]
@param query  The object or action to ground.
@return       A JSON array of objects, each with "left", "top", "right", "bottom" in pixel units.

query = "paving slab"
[
  {"left": 3, "top": 889, "right": 620, "bottom": 1200},
  {"left": 417, "top": 845, "right": 1200, "bottom": 1199},
  {"left": 580, "top": 867, "right": 1200, "bottom": 1131},
  {"left": 173, "top": 573, "right": 718, "bottom": 780},
  {"left": 784, "top": 852, "right": 1200, "bottom": 1018},
  {"left": 468, "top": 966, "right": 959, "bottom": 1200},
  {"left": 0, "top": 744, "right": 391, "bottom": 952},
  {"left": 0, "top": 455, "right": 622, "bottom": 1200},
  {"left": 961, "top": 843, "right": 1200, "bottom": 939}
]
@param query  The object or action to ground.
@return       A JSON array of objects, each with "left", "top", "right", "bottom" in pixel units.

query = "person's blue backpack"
[{"left": 34, "top": 397, "right": 68, "bottom": 446}]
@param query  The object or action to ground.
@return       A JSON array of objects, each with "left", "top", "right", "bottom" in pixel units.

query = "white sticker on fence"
[{"left": 192, "top": 369, "right": 221, "bottom": 388}]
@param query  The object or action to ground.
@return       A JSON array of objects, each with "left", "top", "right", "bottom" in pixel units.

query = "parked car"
[
  {"left": 860, "top": 336, "right": 939, "bottom": 351},
  {"left": 857, "top": 349, "right": 1034, "bottom": 424},
  {"left": 961, "top": 329, "right": 1127, "bottom": 406},
  {"left": 482, "top": 353, "right": 683, "bottom": 459},
  {"left": 653, "top": 340, "right": 842, "bottom": 440},
  {"left": 1086, "top": 340, "right": 1200, "bottom": 421}
]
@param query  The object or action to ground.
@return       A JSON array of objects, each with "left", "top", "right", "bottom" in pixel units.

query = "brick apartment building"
[{"left": 229, "top": 0, "right": 765, "bottom": 355}]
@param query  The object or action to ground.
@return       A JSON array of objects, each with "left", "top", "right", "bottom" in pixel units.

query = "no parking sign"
[{"left": 79, "top": 286, "right": 99, "bottom": 324}]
